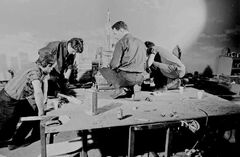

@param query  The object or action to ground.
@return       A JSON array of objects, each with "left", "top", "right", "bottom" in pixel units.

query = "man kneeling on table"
[
  {"left": 145, "top": 41, "right": 186, "bottom": 90},
  {"left": 99, "top": 21, "right": 147, "bottom": 99}
]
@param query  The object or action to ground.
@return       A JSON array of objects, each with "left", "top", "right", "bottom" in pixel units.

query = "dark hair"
[
  {"left": 68, "top": 37, "right": 84, "bottom": 53},
  {"left": 36, "top": 51, "right": 55, "bottom": 67},
  {"left": 144, "top": 41, "right": 155, "bottom": 48},
  {"left": 111, "top": 21, "right": 128, "bottom": 31}
]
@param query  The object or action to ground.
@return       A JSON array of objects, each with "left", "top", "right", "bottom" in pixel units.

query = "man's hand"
[
  {"left": 43, "top": 97, "right": 48, "bottom": 105},
  {"left": 38, "top": 109, "right": 44, "bottom": 116},
  {"left": 146, "top": 67, "right": 151, "bottom": 73}
]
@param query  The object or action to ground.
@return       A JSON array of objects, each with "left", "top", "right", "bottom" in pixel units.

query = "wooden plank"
[
  {"left": 133, "top": 121, "right": 182, "bottom": 131},
  {"left": 40, "top": 121, "right": 47, "bottom": 157},
  {"left": 20, "top": 115, "right": 55, "bottom": 121},
  {"left": 128, "top": 126, "right": 135, "bottom": 157},
  {"left": 81, "top": 130, "right": 88, "bottom": 157},
  {"left": 164, "top": 128, "right": 173, "bottom": 157}
]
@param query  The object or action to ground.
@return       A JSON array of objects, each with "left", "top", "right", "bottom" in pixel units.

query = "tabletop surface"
[{"left": 45, "top": 87, "right": 240, "bottom": 133}]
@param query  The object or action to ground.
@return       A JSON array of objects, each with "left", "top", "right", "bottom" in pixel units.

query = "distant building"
[
  {"left": 95, "top": 9, "right": 114, "bottom": 68},
  {"left": 0, "top": 54, "right": 8, "bottom": 80},
  {"left": 105, "top": 9, "right": 114, "bottom": 52},
  {"left": 10, "top": 56, "right": 20, "bottom": 72},
  {"left": 19, "top": 52, "right": 30, "bottom": 70}
]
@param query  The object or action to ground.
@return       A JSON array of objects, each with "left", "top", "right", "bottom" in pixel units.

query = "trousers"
[{"left": 99, "top": 67, "right": 144, "bottom": 89}]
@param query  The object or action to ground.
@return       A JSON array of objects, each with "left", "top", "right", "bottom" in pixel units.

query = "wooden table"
[{"left": 40, "top": 87, "right": 240, "bottom": 157}]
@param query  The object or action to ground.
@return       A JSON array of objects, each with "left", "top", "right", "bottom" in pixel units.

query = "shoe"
[
  {"left": 124, "top": 87, "right": 134, "bottom": 98},
  {"left": 166, "top": 78, "right": 181, "bottom": 90},
  {"left": 8, "top": 144, "right": 18, "bottom": 150},
  {"left": 8, "top": 142, "right": 22, "bottom": 150},
  {"left": 112, "top": 88, "right": 133, "bottom": 99},
  {"left": 8, "top": 134, "right": 40, "bottom": 150},
  {"left": 112, "top": 88, "right": 127, "bottom": 99},
  {"left": 0, "top": 139, "right": 11, "bottom": 148}
]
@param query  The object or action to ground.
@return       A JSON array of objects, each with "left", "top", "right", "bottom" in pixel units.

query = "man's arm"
[
  {"left": 147, "top": 49, "right": 171, "bottom": 71},
  {"left": 43, "top": 74, "right": 50, "bottom": 104},
  {"left": 152, "top": 46, "right": 186, "bottom": 78},
  {"left": 147, "top": 48, "right": 156, "bottom": 68},
  {"left": 155, "top": 46, "right": 184, "bottom": 68},
  {"left": 32, "top": 80, "right": 44, "bottom": 116},
  {"left": 152, "top": 62, "right": 176, "bottom": 73},
  {"left": 110, "top": 41, "right": 123, "bottom": 69}
]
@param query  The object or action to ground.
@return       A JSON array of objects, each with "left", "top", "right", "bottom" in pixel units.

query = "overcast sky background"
[{"left": 0, "top": 0, "right": 239, "bottom": 79}]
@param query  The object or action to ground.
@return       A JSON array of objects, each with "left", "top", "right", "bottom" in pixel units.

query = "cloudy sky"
[
  {"left": 0, "top": 0, "right": 239, "bottom": 79},
  {"left": 183, "top": 0, "right": 239, "bottom": 73}
]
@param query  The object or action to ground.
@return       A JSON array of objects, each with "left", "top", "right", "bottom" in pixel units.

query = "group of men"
[
  {"left": 0, "top": 20, "right": 185, "bottom": 150},
  {"left": 100, "top": 21, "right": 185, "bottom": 99},
  {"left": 0, "top": 37, "right": 84, "bottom": 149},
  {"left": 37, "top": 20, "right": 185, "bottom": 100}
]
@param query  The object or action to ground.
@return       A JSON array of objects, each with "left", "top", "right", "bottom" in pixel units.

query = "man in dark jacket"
[{"left": 38, "top": 37, "right": 84, "bottom": 96}]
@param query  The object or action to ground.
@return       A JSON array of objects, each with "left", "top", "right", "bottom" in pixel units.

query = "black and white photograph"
[{"left": 0, "top": 0, "right": 240, "bottom": 157}]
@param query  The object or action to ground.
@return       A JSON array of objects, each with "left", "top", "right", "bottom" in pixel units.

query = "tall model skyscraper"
[
  {"left": 106, "top": 9, "right": 111, "bottom": 51},
  {"left": 95, "top": 9, "right": 114, "bottom": 69}
]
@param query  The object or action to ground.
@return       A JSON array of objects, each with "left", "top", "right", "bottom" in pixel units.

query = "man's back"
[
  {"left": 110, "top": 33, "right": 146, "bottom": 73},
  {"left": 39, "top": 41, "right": 69, "bottom": 74},
  {"left": 154, "top": 46, "right": 185, "bottom": 78}
]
